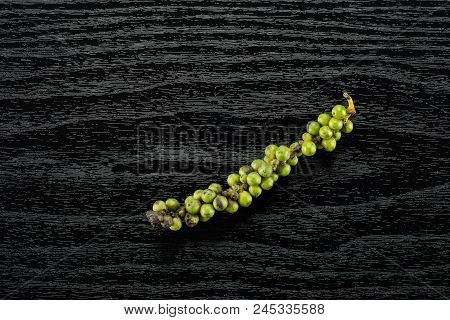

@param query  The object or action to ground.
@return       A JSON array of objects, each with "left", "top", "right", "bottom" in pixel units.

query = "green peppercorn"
[
  {"left": 290, "top": 142, "right": 302, "bottom": 157},
  {"left": 317, "top": 113, "right": 331, "bottom": 126},
  {"left": 162, "top": 215, "right": 173, "bottom": 229},
  {"left": 319, "top": 126, "right": 333, "bottom": 140},
  {"left": 322, "top": 137, "right": 337, "bottom": 152},
  {"left": 265, "top": 144, "right": 278, "bottom": 159},
  {"left": 227, "top": 173, "right": 240, "bottom": 187},
  {"left": 272, "top": 173, "right": 279, "bottom": 182},
  {"left": 301, "top": 141, "right": 317, "bottom": 156},
  {"left": 328, "top": 117, "right": 343, "bottom": 131},
  {"left": 178, "top": 207, "right": 186, "bottom": 218},
  {"left": 288, "top": 156, "right": 298, "bottom": 166},
  {"left": 213, "top": 195, "right": 228, "bottom": 211},
  {"left": 302, "top": 132, "right": 313, "bottom": 141},
  {"left": 184, "top": 196, "right": 194, "bottom": 205},
  {"left": 276, "top": 145, "right": 291, "bottom": 162},
  {"left": 231, "top": 190, "right": 239, "bottom": 200},
  {"left": 332, "top": 105, "right": 347, "bottom": 120},
  {"left": 169, "top": 217, "right": 182, "bottom": 231},
  {"left": 249, "top": 185, "right": 262, "bottom": 198},
  {"left": 307, "top": 121, "right": 321, "bottom": 136},
  {"left": 289, "top": 141, "right": 299, "bottom": 149},
  {"left": 165, "top": 198, "right": 180, "bottom": 211},
  {"left": 185, "top": 213, "right": 199, "bottom": 227},
  {"left": 201, "top": 189, "right": 216, "bottom": 203},
  {"left": 263, "top": 155, "right": 272, "bottom": 163},
  {"left": 277, "top": 162, "right": 291, "bottom": 176},
  {"left": 260, "top": 176, "right": 274, "bottom": 190},
  {"left": 226, "top": 200, "right": 239, "bottom": 214},
  {"left": 208, "top": 183, "right": 222, "bottom": 194},
  {"left": 342, "top": 119, "right": 354, "bottom": 133},
  {"left": 185, "top": 198, "right": 201, "bottom": 214},
  {"left": 193, "top": 189, "right": 203, "bottom": 200},
  {"left": 239, "top": 165, "right": 253, "bottom": 176},
  {"left": 238, "top": 191, "right": 252, "bottom": 207},
  {"left": 200, "top": 203, "right": 215, "bottom": 220},
  {"left": 334, "top": 131, "right": 342, "bottom": 141},
  {"left": 247, "top": 172, "right": 262, "bottom": 186},
  {"left": 152, "top": 200, "right": 167, "bottom": 212},
  {"left": 258, "top": 162, "right": 273, "bottom": 178},
  {"left": 251, "top": 159, "right": 265, "bottom": 171}
]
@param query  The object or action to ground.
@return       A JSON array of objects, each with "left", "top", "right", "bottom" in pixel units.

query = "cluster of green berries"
[
  {"left": 147, "top": 94, "right": 356, "bottom": 231},
  {"left": 302, "top": 104, "right": 354, "bottom": 155}
]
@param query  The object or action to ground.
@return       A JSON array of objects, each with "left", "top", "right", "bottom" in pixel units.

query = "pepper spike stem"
[
  {"left": 343, "top": 91, "right": 356, "bottom": 115},
  {"left": 149, "top": 93, "right": 357, "bottom": 231}
]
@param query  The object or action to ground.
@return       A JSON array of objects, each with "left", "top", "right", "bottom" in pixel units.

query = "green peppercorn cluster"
[{"left": 147, "top": 93, "right": 356, "bottom": 231}]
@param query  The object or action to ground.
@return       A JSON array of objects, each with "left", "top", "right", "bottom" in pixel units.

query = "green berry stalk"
[{"left": 147, "top": 92, "right": 356, "bottom": 231}]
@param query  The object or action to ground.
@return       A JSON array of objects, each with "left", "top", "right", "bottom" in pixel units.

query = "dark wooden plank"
[{"left": 0, "top": 0, "right": 449, "bottom": 299}]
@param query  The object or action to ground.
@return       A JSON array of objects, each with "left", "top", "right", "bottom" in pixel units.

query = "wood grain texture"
[{"left": 0, "top": 0, "right": 449, "bottom": 299}]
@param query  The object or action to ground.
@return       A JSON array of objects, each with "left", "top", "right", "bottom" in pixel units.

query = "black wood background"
[{"left": 1, "top": 0, "right": 449, "bottom": 299}]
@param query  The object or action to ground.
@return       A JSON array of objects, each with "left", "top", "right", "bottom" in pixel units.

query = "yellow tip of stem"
[{"left": 343, "top": 92, "right": 356, "bottom": 115}]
